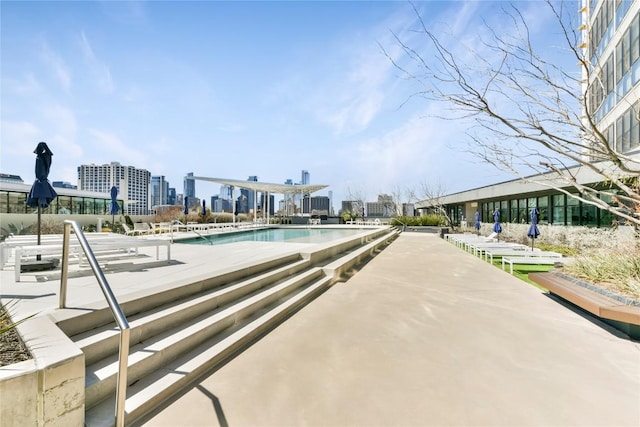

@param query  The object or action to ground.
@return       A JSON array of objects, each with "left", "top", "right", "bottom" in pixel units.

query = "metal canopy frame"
[{"left": 185, "top": 176, "right": 329, "bottom": 220}]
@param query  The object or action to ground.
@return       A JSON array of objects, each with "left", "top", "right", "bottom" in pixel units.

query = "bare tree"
[
  {"left": 344, "top": 186, "right": 367, "bottom": 220},
  {"left": 382, "top": 1, "right": 640, "bottom": 228},
  {"left": 419, "top": 180, "right": 455, "bottom": 229},
  {"left": 386, "top": 185, "right": 411, "bottom": 217}
]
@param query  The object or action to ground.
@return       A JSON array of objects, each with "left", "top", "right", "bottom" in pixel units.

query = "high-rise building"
[
  {"left": 328, "top": 190, "right": 334, "bottom": 216},
  {"left": 260, "top": 193, "right": 275, "bottom": 216},
  {"left": 77, "top": 162, "right": 151, "bottom": 215},
  {"left": 151, "top": 175, "right": 169, "bottom": 208},
  {"left": 184, "top": 172, "right": 195, "bottom": 204},
  {"left": 246, "top": 175, "right": 258, "bottom": 213},
  {"left": 585, "top": 0, "right": 639, "bottom": 156},
  {"left": 301, "top": 170, "right": 310, "bottom": 185},
  {"left": 167, "top": 187, "right": 177, "bottom": 205},
  {"left": 310, "top": 196, "right": 330, "bottom": 215},
  {"left": 366, "top": 195, "right": 395, "bottom": 218}
]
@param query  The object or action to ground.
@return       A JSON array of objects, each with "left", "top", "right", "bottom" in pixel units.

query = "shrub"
[
  {"left": 564, "top": 247, "right": 640, "bottom": 300},
  {"left": 391, "top": 215, "right": 446, "bottom": 227}
]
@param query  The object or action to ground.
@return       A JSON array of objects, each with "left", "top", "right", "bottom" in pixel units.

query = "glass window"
[
  {"left": 616, "top": 37, "right": 624, "bottom": 83},
  {"left": 510, "top": 199, "right": 518, "bottom": 223},
  {"left": 567, "top": 195, "right": 580, "bottom": 226},
  {"left": 630, "top": 103, "right": 639, "bottom": 150},
  {"left": 631, "top": 13, "right": 639, "bottom": 64},
  {"left": 622, "top": 108, "right": 631, "bottom": 152},
  {"left": 500, "top": 200, "right": 509, "bottom": 222},
  {"left": 517, "top": 199, "right": 527, "bottom": 223},
  {"left": 599, "top": 192, "right": 616, "bottom": 227},
  {"left": 551, "top": 194, "right": 565, "bottom": 225},
  {"left": 0, "top": 191, "right": 7, "bottom": 213},
  {"left": 606, "top": 54, "right": 615, "bottom": 93},
  {"left": 8, "top": 192, "right": 26, "bottom": 213},
  {"left": 623, "top": 26, "right": 632, "bottom": 75},
  {"left": 616, "top": 115, "right": 624, "bottom": 152},
  {"left": 73, "top": 197, "right": 84, "bottom": 214},
  {"left": 84, "top": 198, "right": 95, "bottom": 215},
  {"left": 537, "top": 196, "right": 549, "bottom": 224},
  {"left": 57, "top": 196, "right": 72, "bottom": 214},
  {"left": 582, "top": 203, "right": 598, "bottom": 226}
]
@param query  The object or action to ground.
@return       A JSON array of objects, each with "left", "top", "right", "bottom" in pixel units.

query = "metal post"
[
  {"left": 115, "top": 327, "right": 130, "bottom": 427},
  {"left": 59, "top": 221, "right": 71, "bottom": 308}
]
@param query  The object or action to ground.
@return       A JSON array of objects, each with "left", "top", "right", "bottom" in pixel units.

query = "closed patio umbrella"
[
  {"left": 527, "top": 207, "right": 540, "bottom": 250},
  {"left": 109, "top": 186, "right": 119, "bottom": 227},
  {"left": 201, "top": 199, "right": 206, "bottom": 216},
  {"left": 474, "top": 211, "right": 481, "bottom": 236},
  {"left": 492, "top": 209, "right": 502, "bottom": 242},
  {"left": 26, "top": 142, "right": 57, "bottom": 260},
  {"left": 183, "top": 196, "right": 189, "bottom": 215}
]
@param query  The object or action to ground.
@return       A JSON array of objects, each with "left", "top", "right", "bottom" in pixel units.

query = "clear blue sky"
[{"left": 1, "top": 1, "right": 570, "bottom": 207}]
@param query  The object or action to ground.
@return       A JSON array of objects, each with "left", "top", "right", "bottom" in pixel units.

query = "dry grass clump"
[
  {"left": 0, "top": 301, "right": 33, "bottom": 366},
  {"left": 564, "top": 247, "right": 640, "bottom": 300}
]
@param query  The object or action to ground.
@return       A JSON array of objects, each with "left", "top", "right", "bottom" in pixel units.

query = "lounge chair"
[
  {"left": 122, "top": 223, "right": 137, "bottom": 236},
  {"left": 133, "top": 222, "right": 153, "bottom": 235}
]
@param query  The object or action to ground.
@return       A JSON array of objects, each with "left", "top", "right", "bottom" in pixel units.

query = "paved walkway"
[{"left": 139, "top": 233, "right": 640, "bottom": 427}]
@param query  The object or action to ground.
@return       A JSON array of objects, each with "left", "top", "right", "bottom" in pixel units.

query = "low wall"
[{"left": 0, "top": 315, "right": 84, "bottom": 426}]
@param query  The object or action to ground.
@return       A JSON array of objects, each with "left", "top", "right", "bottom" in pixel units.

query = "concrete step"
[
  {"left": 85, "top": 273, "right": 334, "bottom": 427},
  {"left": 72, "top": 257, "right": 311, "bottom": 366},
  {"left": 84, "top": 267, "right": 325, "bottom": 409},
  {"left": 55, "top": 252, "right": 304, "bottom": 337}
]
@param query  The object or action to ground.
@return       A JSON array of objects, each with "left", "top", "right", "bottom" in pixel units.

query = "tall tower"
[
  {"left": 151, "top": 175, "right": 169, "bottom": 207},
  {"left": 328, "top": 190, "right": 334, "bottom": 216},
  {"left": 301, "top": 170, "right": 310, "bottom": 185},
  {"left": 247, "top": 176, "right": 258, "bottom": 213},
  {"left": 184, "top": 172, "right": 195, "bottom": 205}
]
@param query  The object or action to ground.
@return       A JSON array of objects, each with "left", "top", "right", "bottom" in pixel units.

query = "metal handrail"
[{"left": 59, "top": 220, "right": 130, "bottom": 427}]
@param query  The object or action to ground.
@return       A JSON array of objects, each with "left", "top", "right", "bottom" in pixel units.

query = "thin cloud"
[
  {"left": 86, "top": 128, "right": 148, "bottom": 167},
  {"left": 39, "top": 40, "right": 71, "bottom": 92},
  {"left": 79, "top": 31, "right": 114, "bottom": 93},
  {"left": 0, "top": 120, "right": 42, "bottom": 156},
  {"left": 5, "top": 73, "right": 40, "bottom": 95}
]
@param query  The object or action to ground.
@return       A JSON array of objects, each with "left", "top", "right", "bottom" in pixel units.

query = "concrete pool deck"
[{"left": 2, "top": 231, "right": 639, "bottom": 426}]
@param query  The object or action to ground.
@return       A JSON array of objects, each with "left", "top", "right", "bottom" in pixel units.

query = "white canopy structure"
[{"left": 185, "top": 176, "right": 329, "bottom": 222}]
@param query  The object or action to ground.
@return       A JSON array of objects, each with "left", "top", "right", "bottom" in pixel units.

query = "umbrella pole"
[{"left": 37, "top": 205, "right": 41, "bottom": 261}]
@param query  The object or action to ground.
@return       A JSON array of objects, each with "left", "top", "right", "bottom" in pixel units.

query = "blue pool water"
[{"left": 177, "top": 227, "right": 366, "bottom": 246}]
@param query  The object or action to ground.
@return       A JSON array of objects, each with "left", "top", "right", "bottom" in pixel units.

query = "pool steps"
[{"left": 51, "top": 226, "right": 398, "bottom": 427}]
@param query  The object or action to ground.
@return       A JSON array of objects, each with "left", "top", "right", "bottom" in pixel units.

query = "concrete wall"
[{"left": 0, "top": 316, "right": 85, "bottom": 426}]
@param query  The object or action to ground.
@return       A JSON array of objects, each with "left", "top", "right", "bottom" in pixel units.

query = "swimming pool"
[{"left": 176, "top": 227, "right": 368, "bottom": 246}]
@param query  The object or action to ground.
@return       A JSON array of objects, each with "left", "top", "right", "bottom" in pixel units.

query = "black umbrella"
[
  {"left": 474, "top": 211, "right": 481, "bottom": 236},
  {"left": 527, "top": 207, "right": 540, "bottom": 250},
  {"left": 492, "top": 209, "right": 502, "bottom": 242},
  {"left": 26, "top": 142, "right": 57, "bottom": 259},
  {"left": 183, "top": 196, "right": 189, "bottom": 215},
  {"left": 201, "top": 199, "right": 206, "bottom": 216},
  {"left": 109, "top": 186, "right": 119, "bottom": 227}
]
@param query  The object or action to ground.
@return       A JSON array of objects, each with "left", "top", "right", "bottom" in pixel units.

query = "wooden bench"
[
  {"left": 530, "top": 272, "right": 640, "bottom": 339},
  {"left": 502, "top": 256, "right": 567, "bottom": 274}
]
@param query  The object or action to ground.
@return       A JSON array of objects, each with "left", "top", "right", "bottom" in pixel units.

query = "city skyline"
[{"left": 1, "top": 1, "right": 570, "bottom": 205}]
